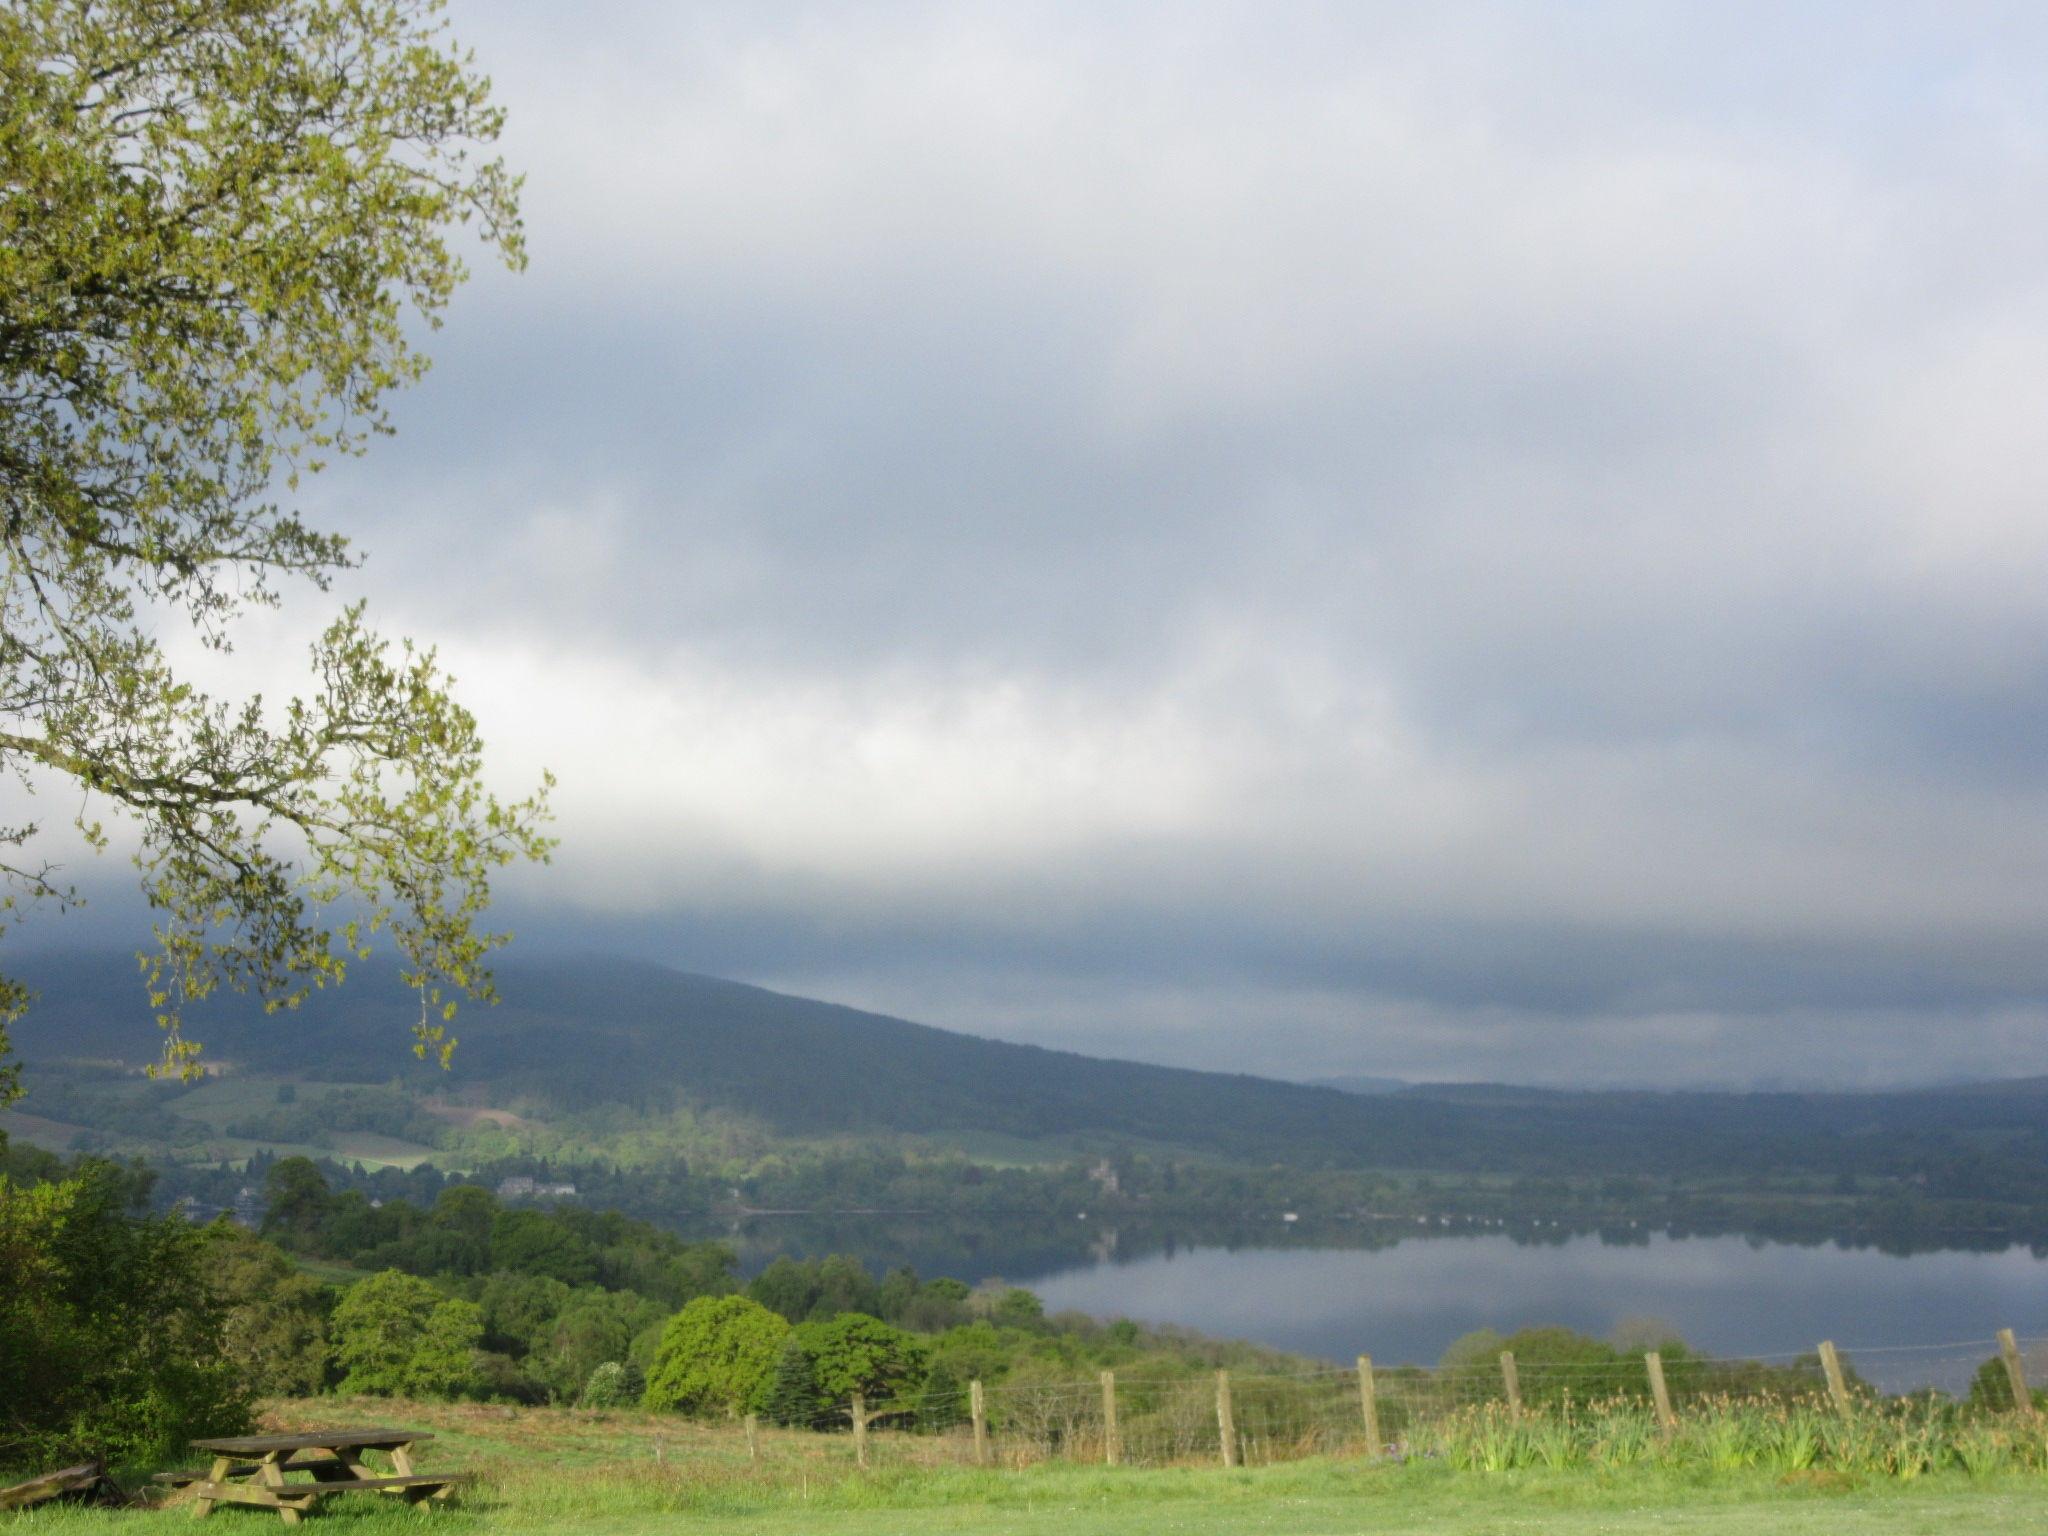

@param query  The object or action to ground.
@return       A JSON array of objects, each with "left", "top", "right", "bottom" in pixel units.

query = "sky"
[{"left": 27, "top": 1, "right": 2048, "bottom": 1088}]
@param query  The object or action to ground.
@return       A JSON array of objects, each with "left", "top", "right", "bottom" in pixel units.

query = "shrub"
[
  {"left": 204, "top": 1226, "right": 333, "bottom": 1396},
  {"left": 331, "top": 1269, "right": 482, "bottom": 1398},
  {"left": 642, "top": 1294, "right": 790, "bottom": 1417},
  {"left": 582, "top": 1361, "right": 634, "bottom": 1408},
  {"left": 0, "top": 1163, "right": 251, "bottom": 1469}
]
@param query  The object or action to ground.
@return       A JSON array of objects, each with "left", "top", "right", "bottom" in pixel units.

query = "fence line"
[{"left": 747, "top": 1326, "right": 2048, "bottom": 1475}]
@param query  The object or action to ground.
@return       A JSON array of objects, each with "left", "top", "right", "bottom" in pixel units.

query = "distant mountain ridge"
[{"left": 11, "top": 950, "right": 2048, "bottom": 1177}]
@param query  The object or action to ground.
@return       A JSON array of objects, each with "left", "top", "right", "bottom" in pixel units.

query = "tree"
[
  {"left": 260, "top": 1156, "right": 332, "bottom": 1249},
  {"left": 0, "top": 1161, "right": 251, "bottom": 1465},
  {"left": 913, "top": 1356, "right": 966, "bottom": 1432},
  {"left": 796, "top": 1313, "right": 928, "bottom": 1409},
  {"left": 432, "top": 1184, "right": 499, "bottom": 1248},
  {"left": 491, "top": 1208, "right": 597, "bottom": 1285},
  {"left": 748, "top": 1256, "right": 820, "bottom": 1322},
  {"left": 761, "top": 1333, "right": 822, "bottom": 1428},
  {"left": 330, "top": 1269, "right": 480, "bottom": 1398},
  {"left": 641, "top": 1295, "right": 790, "bottom": 1419},
  {"left": 204, "top": 1226, "right": 332, "bottom": 1397},
  {"left": 534, "top": 1289, "right": 661, "bottom": 1403},
  {"left": 811, "top": 1253, "right": 881, "bottom": 1319},
  {"left": 581, "top": 1360, "right": 634, "bottom": 1409},
  {"left": 0, "top": 0, "right": 552, "bottom": 1104}
]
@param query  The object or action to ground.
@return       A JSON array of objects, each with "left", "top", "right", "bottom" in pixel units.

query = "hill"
[{"left": 10, "top": 951, "right": 2048, "bottom": 1187}]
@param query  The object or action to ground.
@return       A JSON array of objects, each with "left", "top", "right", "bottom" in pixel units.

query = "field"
[{"left": 14, "top": 1399, "right": 2046, "bottom": 1536}]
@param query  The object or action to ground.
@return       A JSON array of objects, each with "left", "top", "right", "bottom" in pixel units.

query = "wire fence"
[{"left": 760, "top": 1329, "right": 2048, "bottom": 1475}]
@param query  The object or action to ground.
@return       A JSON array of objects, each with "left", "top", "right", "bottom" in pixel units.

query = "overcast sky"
[{"left": 33, "top": 1, "right": 2048, "bottom": 1088}]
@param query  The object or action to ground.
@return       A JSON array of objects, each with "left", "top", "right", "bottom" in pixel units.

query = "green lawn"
[{"left": 11, "top": 1400, "right": 2044, "bottom": 1536}]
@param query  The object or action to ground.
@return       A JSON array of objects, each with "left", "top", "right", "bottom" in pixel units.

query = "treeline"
[
  {"left": 0, "top": 1147, "right": 1317, "bottom": 1470},
  {"left": 141, "top": 1138, "right": 2048, "bottom": 1267}
]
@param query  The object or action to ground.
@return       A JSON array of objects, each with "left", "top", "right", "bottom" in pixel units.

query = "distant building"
[
  {"left": 496, "top": 1175, "right": 576, "bottom": 1201},
  {"left": 231, "top": 1186, "right": 262, "bottom": 1229}
]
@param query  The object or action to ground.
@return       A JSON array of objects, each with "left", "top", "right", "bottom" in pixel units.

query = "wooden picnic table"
[{"left": 183, "top": 1429, "right": 464, "bottom": 1524}]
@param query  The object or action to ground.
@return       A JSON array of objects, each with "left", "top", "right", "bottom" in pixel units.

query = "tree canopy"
[
  {"left": 0, "top": 0, "right": 551, "bottom": 1097},
  {"left": 641, "top": 1295, "right": 791, "bottom": 1418}
]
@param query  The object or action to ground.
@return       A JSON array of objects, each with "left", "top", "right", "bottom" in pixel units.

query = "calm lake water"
[
  {"left": 706, "top": 1216, "right": 2048, "bottom": 1393},
  {"left": 1022, "top": 1231, "right": 2048, "bottom": 1392}
]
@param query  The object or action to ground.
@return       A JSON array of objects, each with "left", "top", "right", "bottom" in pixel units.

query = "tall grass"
[{"left": 1429, "top": 1395, "right": 2046, "bottom": 1479}]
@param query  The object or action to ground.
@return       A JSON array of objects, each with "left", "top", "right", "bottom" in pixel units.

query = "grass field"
[{"left": 13, "top": 1399, "right": 2045, "bottom": 1536}]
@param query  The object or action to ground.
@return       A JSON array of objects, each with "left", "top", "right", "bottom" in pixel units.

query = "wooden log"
[
  {"left": 1357, "top": 1355, "right": 1382, "bottom": 1457},
  {"left": 1100, "top": 1370, "right": 1121, "bottom": 1466},
  {"left": 1645, "top": 1352, "right": 1676, "bottom": 1438},
  {"left": 1500, "top": 1352, "right": 1522, "bottom": 1423},
  {"left": 1818, "top": 1340, "right": 1854, "bottom": 1419},
  {"left": 1216, "top": 1370, "right": 1238, "bottom": 1468},
  {"left": 0, "top": 1463, "right": 114, "bottom": 1512},
  {"left": 970, "top": 1379, "right": 989, "bottom": 1466},
  {"left": 851, "top": 1392, "right": 869, "bottom": 1469},
  {"left": 1999, "top": 1329, "right": 2036, "bottom": 1418}
]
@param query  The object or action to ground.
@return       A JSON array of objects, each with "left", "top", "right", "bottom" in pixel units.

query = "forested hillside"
[{"left": 11, "top": 952, "right": 2048, "bottom": 1194}]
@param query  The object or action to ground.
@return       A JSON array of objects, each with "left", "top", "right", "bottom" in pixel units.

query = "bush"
[
  {"left": 0, "top": 1163, "right": 251, "bottom": 1469},
  {"left": 331, "top": 1269, "right": 482, "bottom": 1398},
  {"left": 642, "top": 1294, "right": 790, "bottom": 1417},
  {"left": 582, "top": 1361, "right": 634, "bottom": 1408},
  {"left": 204, "top": 1227, "right": 333, "bottom": 1396}
]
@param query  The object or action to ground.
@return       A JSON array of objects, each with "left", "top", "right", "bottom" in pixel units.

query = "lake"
[
  {"left": 709, "top": 1216, "right": 2048, "bottom": 1393},
  {"left": 1024, "top": 1230, "right": 2048, "bottom": 1392}
]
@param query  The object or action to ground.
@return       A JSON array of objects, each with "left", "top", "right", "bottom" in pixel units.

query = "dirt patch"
[{"left": 420, "top": 1100, "right": 536, "bottom": 1131}]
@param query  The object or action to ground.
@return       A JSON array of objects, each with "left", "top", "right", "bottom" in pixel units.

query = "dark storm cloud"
[{"left": 23, "top": 0, "right": 2048, "bottom": 1086}]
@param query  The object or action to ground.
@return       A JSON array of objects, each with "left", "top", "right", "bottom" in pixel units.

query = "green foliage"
[
  {"left": 581, "top": 1361, "right": 634, "bottom": 1409},
  {"left": 1965, "top": 1356, "right": 2048, "bottom": 1415},
  {"left": 479, "top": 1272, "right": 575, "bottom": 1358},
  {"left": 0, "top": 1163, "right": 250, "bottom": 1468},
  {"left": 261, "top": 1157, "right": 334, "bottom": 1248},
  {"left": 204, "top": 1226, "right": 333, "bottom": 1397},
  {"left": 493, "top": 1208, "right": 599, "bottom": 1285},
  {"left": 642, "top": 1295, "right": 792, "bottom": 1418},
  {"left": 762, "top": 1334, "right": 823, "bottom": 1427},
  {"left": 331, "top": 1269, "right": 481, "bottom": 1399},
  {"left": 914, "top": 1356, "right": 968, "bottom": 1431},
  {"left": 1429, "top": 1394, "right": 2048, "bottom": 1479},
  {"left": 0, "top": 0, "right": 552, "bottom": 1098},
  {"left": 989, "top": 1287, "right": 1046, "bottom": 1327},
  {"left": 796, "top": 1313, "right": 929, "bottom": 1408},
  {"left": 534, "top": 1290, "right": 663, "bottom": 1402}
]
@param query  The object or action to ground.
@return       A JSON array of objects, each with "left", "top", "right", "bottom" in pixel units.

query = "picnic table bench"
[{"left": 181, "top": 1430, "right": 465, "bottom": 1524}]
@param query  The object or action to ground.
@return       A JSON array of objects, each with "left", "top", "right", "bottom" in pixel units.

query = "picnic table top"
[{"left": 190, "top": 1430, "right": 434, "bottom": 1455}]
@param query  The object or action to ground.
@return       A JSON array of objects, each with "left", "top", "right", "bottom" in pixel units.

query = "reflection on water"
[{"left": 681, "top": 1215, "right": 2048, "bottom": 1392}]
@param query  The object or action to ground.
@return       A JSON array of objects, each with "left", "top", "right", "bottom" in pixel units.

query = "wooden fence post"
[
  {"left": 851, "top": 1392, "right": 868, "bottom": 1468},
  {"left": 1500, "top": 1352, "right": 1522, "bottom": 1423},
  {"left": 1817, "top": 1341, "right": 1853, "bottom": 1419},
  {"left": 1216, "top": 1370, "right": 1239, "bottom": 1468},
  {"left": 744, "top": 1413, "right": 760, "bottom": 1464},
  {"left": 1101, "top": 1370, "right": 1121, "bottom": 1466},
  {"left": 1357, "top": 1355, "right": 1382, "bottom": 1456},
  {"left": 970, "top": 1379, "right": 989, "bottom": 1465},
  {"left": 1999, "top": 1329, "right": 2036, "bottom": 1418},
  {"left": 1645, "top": 1352, "right": 1676, "bottom": 1439}
]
